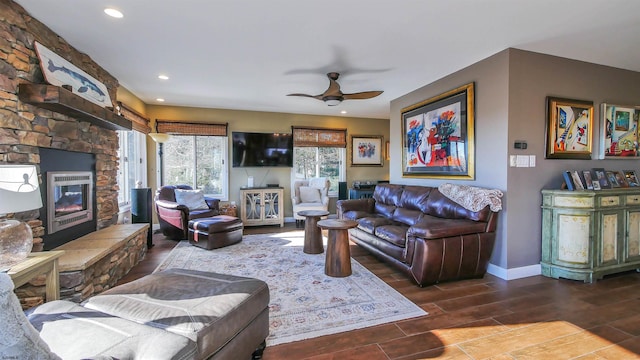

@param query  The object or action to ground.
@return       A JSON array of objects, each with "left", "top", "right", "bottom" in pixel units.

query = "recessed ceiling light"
[
  {"left": 156, "top": 98, "right": 165, "bottom": 102},
  {"left": 104, "top": 8, "right": 124, "bottom": 18},
  {"left": 158, "top": 75, "right": 169, "bottom": 80},
  {"left": 341, "top": 110, "right": 347, "bottom": 114}
]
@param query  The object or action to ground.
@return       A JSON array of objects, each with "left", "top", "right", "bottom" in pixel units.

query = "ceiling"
[{"left": 13, "top": 0, "right": 640, "bottom": 119}]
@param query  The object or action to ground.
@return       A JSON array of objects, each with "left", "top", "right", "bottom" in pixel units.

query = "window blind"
[
  {"left": 156, "top": 120, "right": 228, "bottom": 136},
  {"left": 292, "top": 126, "right": 347, "bottom": 147},
  {"left": 117, "top": 102, "right": 151, "bottom": 134}
]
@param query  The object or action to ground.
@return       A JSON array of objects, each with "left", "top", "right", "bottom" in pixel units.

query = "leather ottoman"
[
  {"left": 188, "top": 215, "right": 243, "bottom": 250},
  {"left": 83, "top": 268, "right": 270, "bottom": 360}
]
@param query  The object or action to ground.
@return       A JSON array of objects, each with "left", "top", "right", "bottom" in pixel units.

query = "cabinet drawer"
[
  {"left": 627, "top": 195, "right": 640, "bottom": 205},
  {"left": 553, "top": 196, "right": 594, "bottom": 208},
  {"left": 600, "top": 196, "right": 620, "bottom": 207}
]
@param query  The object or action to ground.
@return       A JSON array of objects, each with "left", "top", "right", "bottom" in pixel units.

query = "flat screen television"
[{"left": 232, "top": 132, "right": 293, "bottom": 167}]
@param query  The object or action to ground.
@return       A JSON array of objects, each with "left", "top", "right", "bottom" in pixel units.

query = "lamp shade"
[
  {"left": 0, "top": 164, "right": 42, "bottom": 215},
  {"left": 148, "top": 132, "right": 171, "bottom": 143}
]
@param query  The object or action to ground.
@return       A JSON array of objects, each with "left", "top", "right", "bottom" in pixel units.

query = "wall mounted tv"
[{"left": 232, "top": 132, "right": 293, "bottom": 167}]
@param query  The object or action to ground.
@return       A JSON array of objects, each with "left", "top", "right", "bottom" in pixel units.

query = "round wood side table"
[
  {"left": 317, "top": 219, "right": 358, "bottom": 277},
  {"left": 297, "top": 210, "right": 330, "bottom": 254}
]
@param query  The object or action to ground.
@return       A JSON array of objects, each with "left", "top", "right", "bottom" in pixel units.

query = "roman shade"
[
  {"left": 156, "top": 119, "right": 228, "bottom": 136},
  {"left": 292, "top": 126, "right": 347, "bottom": 147}
]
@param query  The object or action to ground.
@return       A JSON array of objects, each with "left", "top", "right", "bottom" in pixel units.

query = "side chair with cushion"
[
  {"left": 155, "top": 185, "right": 220, "bottom": 240},
  {"left": 292, "top": 177, "right": 330, "bottom": 227}
]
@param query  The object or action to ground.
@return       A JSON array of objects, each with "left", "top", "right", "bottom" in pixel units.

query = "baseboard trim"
[{"left": 486, "top": 263, "right": 541, "bottom": 280}]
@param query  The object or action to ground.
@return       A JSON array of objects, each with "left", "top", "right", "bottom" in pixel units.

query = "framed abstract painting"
[
  {"left": 600, "top": 103, "right": 640, "bottom": 158},
  {"left": 401, "top": 82, "right": 474, "bottom": 179},
  {"left": 545, "top": 97, "right": 593, "bottom": 159}
]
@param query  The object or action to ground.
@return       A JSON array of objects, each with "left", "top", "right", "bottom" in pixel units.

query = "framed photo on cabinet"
[
  {"left": 592, "top": 168, "right": 610, "bottom": 189},
  {"left": 582, "top": 170, "right": 594, "bottom": 190},
  {"left": 624, "top": 170, "right": 640, "bottom": 187}
]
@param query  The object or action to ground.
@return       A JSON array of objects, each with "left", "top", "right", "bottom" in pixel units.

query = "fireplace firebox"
[{"left": 47, "top": 171, "right": 94, "bottom": 234}]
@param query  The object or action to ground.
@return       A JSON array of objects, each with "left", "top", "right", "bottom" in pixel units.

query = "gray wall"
[
  {"left": 390, "top": 50, "right": 510, "bottom": 268},
  {"left": 391, "top": 48, "right": 640, "bottom": 275},
  {"left": 506, "top": 48, "right": 640, "bottom": 269}
]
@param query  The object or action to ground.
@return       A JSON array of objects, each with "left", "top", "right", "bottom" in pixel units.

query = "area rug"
[{"left": 155, "top": 230, "right": 427, "bottom": 346}]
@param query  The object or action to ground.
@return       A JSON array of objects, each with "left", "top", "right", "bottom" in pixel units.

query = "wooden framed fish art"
[
  {"left": 34, "top": 41, "right": 112, "bottom": 108},
  {"left": 545, "top": 96, "right": 594, "bottom": 159}
]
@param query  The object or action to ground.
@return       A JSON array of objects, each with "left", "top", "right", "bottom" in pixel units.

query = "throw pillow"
[
  {"left": 174, "top": 189, "right": 209, "bottom": 210},
  {"left": 299, "top": 186, "right": 322, "bottom": 203}
]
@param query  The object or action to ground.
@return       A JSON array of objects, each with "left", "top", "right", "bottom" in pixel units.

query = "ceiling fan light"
[{"left": 324, "top": 96, "right": 342, "bottom": 106}]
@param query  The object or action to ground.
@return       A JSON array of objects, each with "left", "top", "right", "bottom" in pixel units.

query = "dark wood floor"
[{"left": 118, "top": 224, "right": 640, "bottom": 360}]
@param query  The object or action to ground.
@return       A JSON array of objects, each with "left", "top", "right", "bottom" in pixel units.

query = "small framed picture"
[
  {"left": 615, "top": 171, "right": 629, "bottom": 187},
  {"left": 606, "top": 171, "right": 620, "bottom": 187},
  {"left": 571, "top": 170, "right": 585, "bottom": 190},
  {"left": 592, "top": 180, "right": 602, "bottom": 190},
  {"left": 582, "top": 170, "right": 594, "bottom": 190},
  {"left": 592, "top": 168, "right": 610, "bottom": 189},
  {"left": 350, "top": 135, "right": 384, "bottom": 167},
  {"left": 624, "top": 170, "right": 640, "bottom": 187}
]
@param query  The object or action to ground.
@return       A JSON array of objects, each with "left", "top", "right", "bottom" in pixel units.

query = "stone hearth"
[{"left": 14, "top": 224, "right": 148, "bottom": 307}]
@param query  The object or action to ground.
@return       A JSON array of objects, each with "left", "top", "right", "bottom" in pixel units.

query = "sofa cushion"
[
  {"left": 341, "top": 210, "right": 373, "bottom": 221},
  {"left": 357, "top": 215, "right": 393, "bottom": 234},
  {"left": 175, "top": 188, "right": 210, "bottom": 210},
  {"left": 391, "top": 207, "right": 424, "bottom": 226},
  {"left": 374, "top": 224, "right": 409, "bottom": 247},
  {"left": 299, "top": 186, "right": 322, "bottom": 203},
  {"left": 423, "top": 190, "right": 490, "bottom": 222},
  {"left": 83, "top": 268, "right": 269, "bottom": 359},
  {"left": 27, "top": 300, "right": 197, "bottom": 360},
  {"left": 398, "top": 185, "right": 432, "bottom": 211},
  {"left": 408, "top": 214, "right": 488, "bottom": 239}
]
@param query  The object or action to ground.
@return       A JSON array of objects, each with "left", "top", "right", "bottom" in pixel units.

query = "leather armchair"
[
  {"left": 291, "top": 178, "right": 330, "bottom": 227},
  {"left": 155, "top": 185, "right": 220, "bottom": 240}
]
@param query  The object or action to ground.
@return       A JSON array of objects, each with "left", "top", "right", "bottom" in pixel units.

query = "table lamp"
[{"left": 0, "top": 164, "right": 43, "bottom": 271}]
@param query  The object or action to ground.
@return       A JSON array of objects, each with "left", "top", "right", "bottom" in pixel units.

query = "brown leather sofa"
[
  {"left": 337, "top": 183, "right": 499, "bottom": 286},
  {"left": 155, "top": 185, "right": 220, "bottom": 240}
]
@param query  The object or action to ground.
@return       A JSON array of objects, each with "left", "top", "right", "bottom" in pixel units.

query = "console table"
[
  {"left": 240, "top": 187, "right": 284, "bottom": 227},
  {"left": 349, "top": 188, "right": 374, "bottom": 199},
  {"left": 541, "top": 189, "right": 640, "bottom": 283},
  {"left": 8, "top": 250, "right": 65, "bottom": 302}
]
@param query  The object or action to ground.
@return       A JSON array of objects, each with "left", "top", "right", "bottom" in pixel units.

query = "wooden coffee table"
[
  {"left": 297, "top": 210, "right": 330, "bottom": 254},
  {"left": 317, "top": 219, "right": 358, "bottom": 277}
]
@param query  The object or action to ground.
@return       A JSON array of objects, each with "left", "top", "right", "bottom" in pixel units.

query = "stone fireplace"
[
  {"left": 0, "top": 1, "right": 148, "bottom": 307},
  {"left": 0, "top": 0, "right": 122, "bottom": 250}
]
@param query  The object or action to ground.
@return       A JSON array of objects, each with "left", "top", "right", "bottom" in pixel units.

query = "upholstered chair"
[
  {"left": 291, "top": 178, "right": 330, "bottom": 227},
  {"left": 155, "top": 185, "right": 220, "bottom": 240}
]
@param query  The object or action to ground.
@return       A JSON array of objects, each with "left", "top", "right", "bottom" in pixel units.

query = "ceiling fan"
[{"left": 287, "top": 72, "right": 383, "bottom": 106}]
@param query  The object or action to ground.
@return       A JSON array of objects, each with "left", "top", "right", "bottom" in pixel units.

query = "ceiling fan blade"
[
  {"left": 342, "top": 90, "right": 383, "bottom": 100},
  {"left": 324, "top": 76, "right": 342, "bottom": 97},
  {"left": 287, "top": 93, "right": 323, "bottom": 100}
]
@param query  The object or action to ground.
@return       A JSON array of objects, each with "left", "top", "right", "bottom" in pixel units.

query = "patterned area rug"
[{"left": 155, "top": 230, "right": 427, "bottom": 346}]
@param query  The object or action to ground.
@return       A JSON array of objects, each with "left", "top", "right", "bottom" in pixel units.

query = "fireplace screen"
[{"left": 47, "top": 171, "right": 94, "bottom": 234}]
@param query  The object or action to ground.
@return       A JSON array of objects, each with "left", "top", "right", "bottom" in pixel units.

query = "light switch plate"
[
  {"left": 516, "top": 155, "right": 529, "bottom": 167},
  {"left": 510, "top": 155, "right": 517, "bottom": 167},
  {"left": 529, "top": 155, "right": 536, "bottom": 167}
]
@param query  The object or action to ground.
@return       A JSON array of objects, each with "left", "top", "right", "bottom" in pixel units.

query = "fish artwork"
[
  {"left": 34, "top": 41, "right": 112, "bottom": 108},
  {"left": 47, "top": 59, "right": 106, "bottom": 102}
]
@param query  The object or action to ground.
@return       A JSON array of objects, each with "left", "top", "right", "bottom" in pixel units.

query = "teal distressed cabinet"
[{"left": 541, "top": 189, "right": 640, "bottom": 283}]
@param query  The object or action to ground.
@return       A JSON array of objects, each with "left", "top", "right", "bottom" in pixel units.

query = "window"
[
  {"left": 117, "top": 130, "right": 147, "bottom": 208},
  {"left": 293, "top": 147, "right": 345, "bottom": 195},
  {"left": 291, "top": 126, "right": 347, "bottom": 196},
  {"left": 162, "top": 135, "right": 228, "bottom": 200}
]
